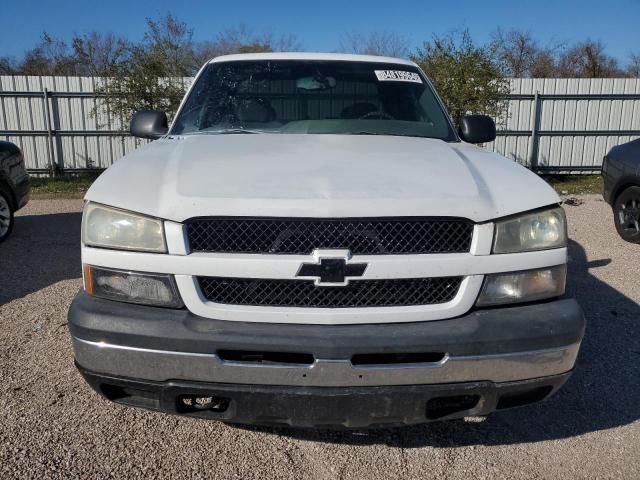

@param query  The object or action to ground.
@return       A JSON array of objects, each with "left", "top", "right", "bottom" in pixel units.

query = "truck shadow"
[
  {"left": 0, "top": 212, "right": 82, "bottom": 304},
  {"left": 253, "top": 239, "right": 640, "bottom": 447}
]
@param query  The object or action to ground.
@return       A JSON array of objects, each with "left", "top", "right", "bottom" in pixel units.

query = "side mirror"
[
  {"left": 458, "top": 115, "right": 496, "bottom": 144},
  {"left": 130, "top": 110, "right": 168, "bottom": 139}
]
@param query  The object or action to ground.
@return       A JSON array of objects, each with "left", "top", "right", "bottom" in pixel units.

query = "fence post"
[
  {"left": 527, "top": 91, "right": 541, "bottom": 171},
  {"left": 42, "top": 88, "right": 57, "bottom": 178}
]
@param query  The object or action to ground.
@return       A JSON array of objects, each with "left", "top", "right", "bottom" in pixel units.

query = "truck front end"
[{"left": 68, "top": 53, "right": 584, "bottom": 428}]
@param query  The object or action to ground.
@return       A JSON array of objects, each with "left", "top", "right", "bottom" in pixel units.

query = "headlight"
[
  {"left": 84, "top": 265, "right": 183, "bottom": 308},
  {"left": 82, "top": 203, "right": 166, "bottom": 252},
  {"left": 493, "top": 207, "right": 567, "bottom": 254},
  {"left": 476, "top": 265, "right": 566, "bottom": 306}
]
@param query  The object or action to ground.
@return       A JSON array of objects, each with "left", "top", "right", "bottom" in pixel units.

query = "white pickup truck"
[{"left": 68, "top": 53, "right": 584, "bottom": 428}]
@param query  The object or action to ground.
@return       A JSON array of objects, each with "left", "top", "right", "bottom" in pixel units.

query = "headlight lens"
[
  {"left": 82, "top": 203, "right": 166, "bottom": 252},
  {"left": 476, "top": 265, "right": 566, "bottom": 306},
  {"left": 84, "top": 265, "right": 183, "bottom": 308},
  {"left": 493, "top": 207, "right": 567, "bottom": 254}
]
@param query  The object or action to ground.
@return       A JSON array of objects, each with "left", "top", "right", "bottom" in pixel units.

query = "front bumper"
[
  {"left": 77, "top": 365, "right": 572, "bottom": 428},
  {"left": 68, "top": 293, "right": 585, "bottom": 427}
]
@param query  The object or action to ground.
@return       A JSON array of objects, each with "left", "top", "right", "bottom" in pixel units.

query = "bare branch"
[
  {"left": 558, "top": 40, "right": 622, "bottom": 77},
  {"left": 72, "top": 32, "right": 130, "bottom": 76},
  {"left": 193, "top": 25, "right": 303, "bottom": 66},
  {"left": 339, "top": 31, "right": 410, "bottom": 58},
  {"left": 627, "top": 52, "right": 640, "bottom": 78}
]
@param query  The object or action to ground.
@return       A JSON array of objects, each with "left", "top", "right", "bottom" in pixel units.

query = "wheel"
[
  {"left": 0, "top": 188, "right": 14, "bottom": 242},
  {"left": 0, "top": 189, "right": 14, "bottom": 243},
  {"left": 613, "top": 186, "right": 640, "bottom": 243}
]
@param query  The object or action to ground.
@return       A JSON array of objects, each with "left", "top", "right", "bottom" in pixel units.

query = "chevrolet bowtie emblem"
[
  {"left": 297, "top": 258, "right": 367, "bottom": 284},
  {"left": 296, "top": 250, "right": 367, "bottom": 287},
  {"left": 296, "top": 252, "right": 367, "bottom": 286}
]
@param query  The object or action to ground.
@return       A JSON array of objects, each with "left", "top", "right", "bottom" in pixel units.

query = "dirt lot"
[{"left": 0, "top": 195, "right": 638, "bottom": 479}]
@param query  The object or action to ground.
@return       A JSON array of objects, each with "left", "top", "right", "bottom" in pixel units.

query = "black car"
[
  {"left": 0, "top": 141, "right": 30, "bottom": 242},
  {"left": 602, "top": 138, "right": 640, "bottom": 243}
]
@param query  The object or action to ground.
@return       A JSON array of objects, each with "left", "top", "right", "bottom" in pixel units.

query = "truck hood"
[{"left": 86, "top": 134, "right": 559, "bottom": 223}]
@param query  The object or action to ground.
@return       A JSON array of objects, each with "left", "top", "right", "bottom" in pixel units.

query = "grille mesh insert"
[
  {"left": 187, "top": 218, "right": 473, "bottom": 255},
  {"left": 197, "top": 276, "right": 463, "bottom": 308}
]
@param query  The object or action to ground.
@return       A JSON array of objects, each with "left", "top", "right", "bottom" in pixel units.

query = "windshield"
[{"left": 170, "top": 60, "right": 457, "bottom": 141}]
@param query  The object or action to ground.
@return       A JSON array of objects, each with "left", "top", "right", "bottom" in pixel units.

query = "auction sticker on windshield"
[{"left": 374, "top": 70, "right": 423, "bottom": 83}]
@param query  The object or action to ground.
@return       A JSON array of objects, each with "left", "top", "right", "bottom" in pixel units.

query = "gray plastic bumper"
[{"left": 68, "top": 292, "right": 585, "bottom": 388}]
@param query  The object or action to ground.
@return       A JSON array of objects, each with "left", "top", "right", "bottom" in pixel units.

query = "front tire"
[
  {"left": 0, "top": 189, "right": 14, "bottom": 243},
  {"left": 613, "top": 186, "right": 640, "bottom": 244}
]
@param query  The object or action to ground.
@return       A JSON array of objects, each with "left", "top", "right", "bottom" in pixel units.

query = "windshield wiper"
[
  {"left": 351, "top": 131, "right": 427, "bottom": 138},
  {"left": 191, "top": 128, "right": 268, "bottom": 135}
]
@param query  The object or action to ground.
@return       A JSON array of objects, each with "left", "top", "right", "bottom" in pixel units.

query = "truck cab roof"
[{"left": 207, "top": 52, "right": 417, "bottom": 67}]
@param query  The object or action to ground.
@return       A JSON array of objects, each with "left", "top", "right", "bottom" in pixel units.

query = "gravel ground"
[{"left": 0, "top": 195, "right": 638, "bottom": 479}]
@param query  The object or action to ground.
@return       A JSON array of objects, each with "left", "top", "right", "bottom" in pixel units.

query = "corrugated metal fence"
[
  {"left": 487, "top": 78, "right": 640, "bottom": 172},
  {"left": 0, "top": 76, "right": 190, "bottom": 173},
  {"left": 1, "top": 75, "right": 639, "bottom": 174},
  {"left": 0, "top": 76, "right": 142, "bottom": 173}
]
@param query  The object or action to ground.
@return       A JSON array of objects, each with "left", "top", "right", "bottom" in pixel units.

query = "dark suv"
[
  {"left": 602, "top": 138, "right": 640, "bottom": 243},
  {"left": 0, "top": 141, "right": 30, "bottom": 242}
]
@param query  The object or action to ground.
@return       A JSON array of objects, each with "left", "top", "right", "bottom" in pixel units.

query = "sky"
[{"left": 2, "top": 0, "right": 640, "bottom": 66}]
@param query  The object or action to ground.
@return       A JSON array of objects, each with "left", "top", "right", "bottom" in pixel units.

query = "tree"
[
  {"left": 628, "top": 52, "right": 640, "bottom": 78},
  {"left": 490, "top": 29, "right": 539, "bottom": 77},
  {"left": 489, "top": 28, "right": 568, "bottom": 78},
  {"left": 412, "top": 30, "right": 509, "bottom": 124},
  {"left": 529, "top": 49, "right": 560, "bottom": 78},
  {"left": 558, "top": 40, "right": 622, "bottom": 77},
  {"left": 340, "top": 31, "right": 410, "bottom": 58},
  {"left": 19, "top": 32, "right": 78, "bottom": 75},
  {"left": 489, "top": 30, "right": 636, "bottom": 79},
  {"left": 0, "top": 56, "right": 18, "bottom": 75},
  {"left": 144, "top": 13, "right": 197, "bottom": 77},
  {"left": 193, "top": 25, "right": 302, "bottom": 68},
  {"left": 72, "top": 32, "right": 130, "bottom": 76},
  {"left": 95, "top": 14, "right": 195, "bottom": 122}
]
